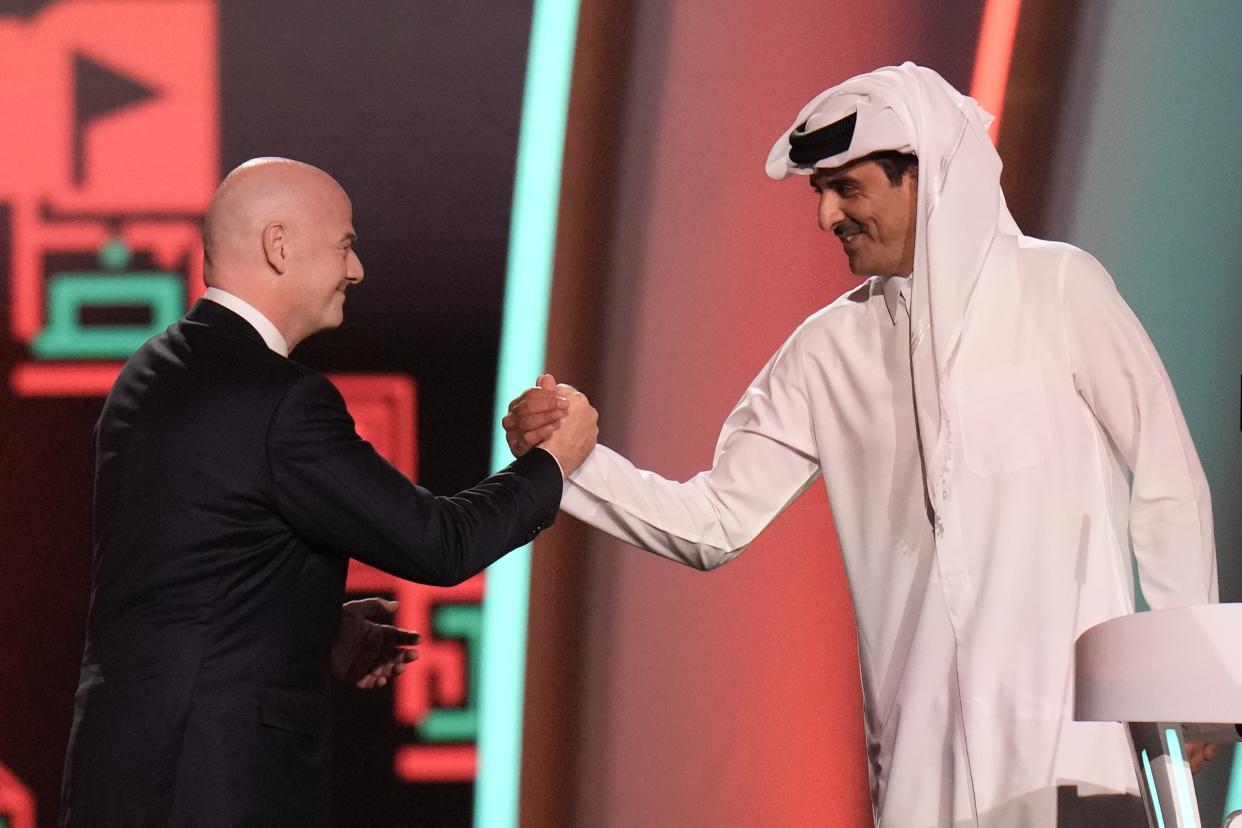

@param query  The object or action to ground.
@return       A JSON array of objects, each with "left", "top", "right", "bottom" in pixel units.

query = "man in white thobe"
[{"left": 506, "top": 63, "right": 1218, "bottom": 827}]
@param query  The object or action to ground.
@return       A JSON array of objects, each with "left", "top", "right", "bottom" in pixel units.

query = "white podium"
[{"left": 1076, "top": 604, "right": 1242, "bottom": 828}]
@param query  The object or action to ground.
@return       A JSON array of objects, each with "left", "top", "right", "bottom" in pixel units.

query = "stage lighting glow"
[
  {"left": 1142, "top": 749, "right": 1169, "bottom": 828},
  {"left": 1165, "top": 729, "right": 1197, "bottom": 827},
  {"left": 969, "top": 0, "right": 1022, "bottom": 141},
  {"left": 476, "top": 0, "right": 581, "bottom": 826}
]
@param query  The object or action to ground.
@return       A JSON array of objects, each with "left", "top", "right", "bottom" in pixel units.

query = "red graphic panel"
[
  {"left": 1, "top": 0, "right": 217, "bottom": 395},
  {"left": 10, "top": 362, "right": 124, "bottom": 396},
  {"left": 0, "top": 0, "right": 477, "bottom": 790},
  {"left": 333, "top": 373, "right": 480, "bottom": 782},
  {"left": 0, "top": 762, "right": 35, "bottom": 828}
]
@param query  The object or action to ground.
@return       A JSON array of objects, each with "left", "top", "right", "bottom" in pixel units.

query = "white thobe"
[{"left": 562, "top": 235, "right": 1217, "bottom": 827}]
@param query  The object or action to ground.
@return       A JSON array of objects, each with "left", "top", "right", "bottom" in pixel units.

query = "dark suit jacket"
[{"left": 60, "top": 299, "right": 561, "bottom": 826}]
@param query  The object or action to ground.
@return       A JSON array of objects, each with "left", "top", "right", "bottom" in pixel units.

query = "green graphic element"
[
  {"left": 418, "top": 603, "right": 483, "bottom": 743},
  {"left": 98, "top": 237, "right": 133, "bottom": 271},
  {"left": 32, "top": 239, "right": 184, "bottom": 360}
]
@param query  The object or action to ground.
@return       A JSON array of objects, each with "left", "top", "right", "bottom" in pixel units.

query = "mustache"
[{"left": 833, "top": 220, "right": 864, "bottom": 240}]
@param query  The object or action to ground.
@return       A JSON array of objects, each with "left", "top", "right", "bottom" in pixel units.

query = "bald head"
[
  {"left": 202, "top": 157, "right": 363, "bottom": 350},
  {"left": 204, "top": 158, "right": 344, "bottom": 275}
]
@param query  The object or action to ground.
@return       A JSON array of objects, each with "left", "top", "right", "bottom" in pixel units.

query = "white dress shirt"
[
  {"left": 203, "top": 287, "right": 289, "bottom": 357},
  {"left": 562, "top": 237, "right": 1216, "bottom": 826}
]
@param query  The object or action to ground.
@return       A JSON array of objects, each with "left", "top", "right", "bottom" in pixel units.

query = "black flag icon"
[{"left": 73, "top": 53, "right": 158, "bottom": 187}]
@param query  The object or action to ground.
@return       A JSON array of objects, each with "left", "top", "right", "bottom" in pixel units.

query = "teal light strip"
[
  {"left": 1165, "top": 728, "right": 1197, "bottom": 827},
  {"left": 1143, "top": 749, "right": 1168, "bottom": 828},
  {"left": 475, "top": 0, "right": 581, "bottom": 826},
  {"left": 1225, "top": 746, "right": 1242, "bottom": 822}
]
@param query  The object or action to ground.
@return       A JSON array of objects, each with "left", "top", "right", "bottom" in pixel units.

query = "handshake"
[
  {"left": 335, "top": 373, "right": 597, "bottom": 694},
  {"left": 502, "top": 374, "right": 599, "bottom": 476}
]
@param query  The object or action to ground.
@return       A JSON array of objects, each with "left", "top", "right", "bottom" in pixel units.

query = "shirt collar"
[
  {"left": 881, "top": 275, "right": 911, "bottom": 325},
  {"left": 202, "top": 287, "right": 290, "bottom": 357}
]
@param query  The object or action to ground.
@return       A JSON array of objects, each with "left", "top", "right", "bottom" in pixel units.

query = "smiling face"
[
  {"left": 203, "top": 158, "right": 367, "bottom": 351},
  {"left": 262, "top": 174, "right": 366, "bottom": 349},
  {"left": 285, "top": 182, "right": 364, "bottom": 337},
  {"left": 809, "top": 155, "right": 917, "bottom": 277}
]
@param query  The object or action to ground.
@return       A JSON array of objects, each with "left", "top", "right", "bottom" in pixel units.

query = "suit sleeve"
[
  {"left": 267, "top": 372, "right": 562, "bottom": 586},
  {"left": 1059, "top": 249, "right": 1217, "bottom": 608}
]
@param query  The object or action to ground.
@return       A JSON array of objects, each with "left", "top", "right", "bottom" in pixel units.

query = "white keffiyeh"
[{"left": 767, "top": 62, "right": 1021, "bottom": 520}]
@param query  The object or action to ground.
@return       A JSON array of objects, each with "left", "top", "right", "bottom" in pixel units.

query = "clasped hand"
[{"left": 502, "top": 374, "right": 598, "bottom": 474}]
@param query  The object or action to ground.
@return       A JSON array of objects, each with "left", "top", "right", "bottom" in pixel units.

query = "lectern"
[{"left": 1076, "top": 604, "right": 1242, "bottom": 828}]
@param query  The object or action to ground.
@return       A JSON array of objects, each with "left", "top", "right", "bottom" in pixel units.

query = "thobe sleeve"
[
  {"left": 562, "top": 330, "right": 822, "bottom": 570},
  {"left": 1059, "top": 249, "right": 1217, "bottom": 608}
]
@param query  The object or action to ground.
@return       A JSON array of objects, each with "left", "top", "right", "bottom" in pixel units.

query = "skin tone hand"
[
  {"left": 1186, "top": 741, "right": 1217, "bottom": 774},
  {"left": 502, "top": 374, "right": 570, "bottom": 458},
  {"left": 331, "top": 597, "right": 420, "bottom": 690},
  {"left": 507, "top": 374, "right": 597, "bottom": 474}
]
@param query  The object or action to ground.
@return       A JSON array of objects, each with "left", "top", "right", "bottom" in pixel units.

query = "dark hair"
[{"left": 866, "top": 151, "right": 918, "bottom": 186}]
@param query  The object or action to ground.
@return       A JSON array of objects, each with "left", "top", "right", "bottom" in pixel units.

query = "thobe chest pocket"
[{"left": 954, "top": 361, "right": 1054, "bottom": 476}]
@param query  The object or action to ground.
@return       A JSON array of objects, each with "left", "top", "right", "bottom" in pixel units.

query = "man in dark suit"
[{"left": 59, "top": 158, "right": 596, "bottom": 826}]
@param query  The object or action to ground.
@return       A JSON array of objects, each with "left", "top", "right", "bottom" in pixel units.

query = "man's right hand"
[
  {"left": 503, "top": 374, "right": 569, "bottom": 457},
  {"left": 505, "top": 374, "right": 598, "bottom": 475}
]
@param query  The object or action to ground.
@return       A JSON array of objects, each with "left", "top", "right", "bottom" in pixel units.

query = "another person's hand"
[
  {"left": 1186, "top": 740, "right": 1217, "bottom": 774},
  {"left": 502, "top": 374, "right": 570, "bottom": 458},
  {"left": 331, "top": 597, "right": 420, "bottom": 689},
  {"left": 535, "top": 375, "right": 598, "bottom": 475}
]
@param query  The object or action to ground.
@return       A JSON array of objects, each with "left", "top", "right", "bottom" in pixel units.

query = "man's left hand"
[{"left": 332, "top": 597, "right": 420, "bottom": 689}]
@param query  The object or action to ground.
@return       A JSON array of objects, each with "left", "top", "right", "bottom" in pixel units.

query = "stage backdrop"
[
  {"left": 523, "top": 0, "right": 1241, "bottom": 826},
  {"left": 2, "top": 2, "right": 1239, "bottom": 827},
  {"left": 0, "top": 0, "right": 533, "bottom": 825},
  {"left": 527, "top": 1, "right": 985, "bottom": 825},
  {"left": 1037, "top": 1, "right": 1242, "bottom": 818}
]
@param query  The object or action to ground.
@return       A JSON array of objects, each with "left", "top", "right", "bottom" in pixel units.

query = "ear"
[{"left": 262, "top": 221, "right": 288, "bottom": 275}]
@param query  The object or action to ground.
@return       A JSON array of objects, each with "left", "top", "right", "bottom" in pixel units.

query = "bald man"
[{"left": 59, "top": 158, "right": 597, "bottom": 826}]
